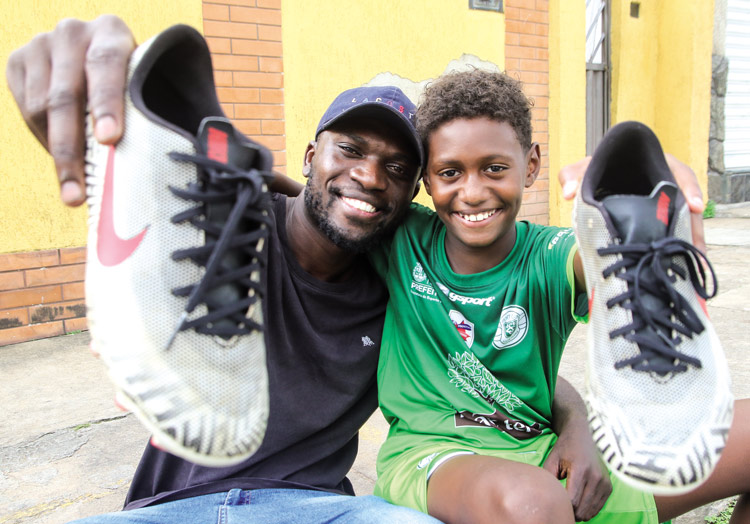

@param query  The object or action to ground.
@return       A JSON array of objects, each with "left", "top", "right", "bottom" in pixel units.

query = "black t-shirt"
[{"left": 124, "top": 195, "right": 388, "bottom": 509}]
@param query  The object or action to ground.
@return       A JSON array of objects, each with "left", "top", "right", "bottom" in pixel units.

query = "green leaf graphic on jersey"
[{"left": 448, "top": 352, "right": 523, "bottom": 412}]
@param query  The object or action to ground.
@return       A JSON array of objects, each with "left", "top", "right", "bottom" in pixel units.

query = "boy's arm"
[
  {"left": 544, "top": 376, "right": 612, "bottom": 521},
  {"left": 573, "top": 251, "right": 586, "bottom": 295}
]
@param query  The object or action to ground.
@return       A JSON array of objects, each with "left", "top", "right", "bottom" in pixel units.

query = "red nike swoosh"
[{"left": 97, "top": 145, "right": 149, "bottom": 266}]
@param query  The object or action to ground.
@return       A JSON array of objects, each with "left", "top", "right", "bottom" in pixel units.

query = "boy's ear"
[
  {"left": 412, "top": 178, "right": 421, "bottom": 200},
  {"left": 302, "top": 140, "right": 317, "bottom": 178},
  {"left": 422, "top": 173, "right": 433, "bottom": 196},
  {"left": 525, "top": 142, "right": 541, "bottom": 188}
]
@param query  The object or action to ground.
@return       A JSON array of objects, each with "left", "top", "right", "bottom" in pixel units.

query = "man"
[{"left": 6, "top": 16, "right": 706, "bottom": 523}]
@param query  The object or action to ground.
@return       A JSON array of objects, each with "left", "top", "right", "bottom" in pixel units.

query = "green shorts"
[{"left": 374, "top": 435, "right": 658, "bottom": 524}]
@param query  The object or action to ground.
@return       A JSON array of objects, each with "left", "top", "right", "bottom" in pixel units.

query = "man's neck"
[{"left": 284, "top": 192, "right": 359, "bottom": 283}]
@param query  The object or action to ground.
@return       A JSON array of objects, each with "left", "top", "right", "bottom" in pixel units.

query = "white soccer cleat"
[
  {"left": 573, "top": 121, "right": 733, "bottom": 494},
  {"left": 84, "top": 25, "right": 271, "bottom": 467}
]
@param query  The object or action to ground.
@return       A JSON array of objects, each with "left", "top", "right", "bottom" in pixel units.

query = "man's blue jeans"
[{"left": 69, "top": 488, "right": 443, "bottom": 523}]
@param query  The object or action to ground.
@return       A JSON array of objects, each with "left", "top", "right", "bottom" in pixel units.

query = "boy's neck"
[{"left": 444, "top": 223, "right": 517, "bottom": 275}]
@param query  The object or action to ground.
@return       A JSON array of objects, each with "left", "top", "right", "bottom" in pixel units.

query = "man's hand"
[
  {"left": 558, "top": 154, "right": 707, "bottom": 253},
  {"left": 546, "top": 377, "right": 612, "bottom": 521},
  {"left": 6, "top": 15, "right": 136, "bottom": 207}
]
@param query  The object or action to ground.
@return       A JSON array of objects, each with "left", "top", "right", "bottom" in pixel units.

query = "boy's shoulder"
[
  {"left": 407, "top": 201, "right": 435, "bottom": 217},
  {"left": 518, "top": 221, "right": 575, "bottom": 245},
  {"left": 515, "top": 221, "right": 577, "bottom": 263},
  {"left": 400, "top": 202, "right": 439, "bottom": 230}
]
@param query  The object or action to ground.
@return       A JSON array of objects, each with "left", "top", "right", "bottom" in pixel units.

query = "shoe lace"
[
  {"left": 598, "top": 237, "right": 717, "bottom": 375},
  {"left": 164, "top": 151, "right": 273, "bottom": 349}
]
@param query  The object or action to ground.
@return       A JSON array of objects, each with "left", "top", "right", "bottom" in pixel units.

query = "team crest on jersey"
[
  {"left": 449, "top": 310, "right": 474, "bottom": 348},
  {"left": 412, "top": 263, "right": 427, "bottom": 283},
  {"left": 410, "top": 263, "right": 439, "bottom": 302},
  {"left": 492, "top": 305, "right": 528, "bottom": 349}
]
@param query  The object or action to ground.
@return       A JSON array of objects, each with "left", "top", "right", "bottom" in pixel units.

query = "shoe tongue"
[
  {"left": 602, "top": 181, "right": 679, "bottom": 243},
  {"left": 197, "top": 117, "right": 259, "bottom": 170}
]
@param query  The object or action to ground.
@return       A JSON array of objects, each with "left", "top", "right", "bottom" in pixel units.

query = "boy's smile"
[{"left": 424, "top": 117, "right": 540, "bottom": 274}]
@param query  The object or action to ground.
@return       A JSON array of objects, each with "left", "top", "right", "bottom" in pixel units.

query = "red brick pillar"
[
  {"left": 203, "top": 0, "right": 287, "bottom": 172},
  {"left": 505, "top": 0, "right": 550, "bottom": 225}
]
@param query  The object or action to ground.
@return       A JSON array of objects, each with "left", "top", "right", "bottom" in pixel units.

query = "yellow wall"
[
  {"left": 1, "top": 0, "right": 202, "bottom": 254},
  {"left": 550, "top": 0, "right": 714, "bottom": 227},
  {"left": 611, "top": 0, "right": 714, "bottom": 195},
  {"left": 654, "top": 0, "right": 714, "bottom": 186},
  {"left": 610, "top": 0, "right": 659, "bottom": 126},
  {"left": 281, "top": 0, "right": 505, "bottom": 208},
  {"left": 548, "top": 0, "right": 586, "bottom": 227}
]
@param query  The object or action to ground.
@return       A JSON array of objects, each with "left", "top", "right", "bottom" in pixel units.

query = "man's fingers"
[
  {"left": 85, "top": 15, "right": 135, "bottom": 144},
  {"left": 6, "top": 35, "right": 52, "bottom": 150},
  {"left": 47, "top": 18, "right": 90, "bottom": 206},
  {"left": 8, "top": 15, "right": 134, "bottom": 208}
]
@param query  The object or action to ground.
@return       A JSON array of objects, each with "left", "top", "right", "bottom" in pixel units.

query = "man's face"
[{"left": 303, "top": 117, "right": 420, "bottom": 253}]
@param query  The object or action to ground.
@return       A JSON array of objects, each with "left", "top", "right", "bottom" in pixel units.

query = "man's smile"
[{"left": 341, "top": 195, "right": 379, "bottom": 215}]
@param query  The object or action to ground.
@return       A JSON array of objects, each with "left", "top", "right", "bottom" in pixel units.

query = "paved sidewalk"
[{"left": 2, "top": 205, "right": 749, "bottom": 523}]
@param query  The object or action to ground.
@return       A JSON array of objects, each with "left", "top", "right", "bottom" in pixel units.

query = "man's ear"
[
  {"left": 412, "top": 177, "right": 421, "bottom": 200},
  {"left": 302, "top": 140, "right": 316, "bottom": 178},
  {"left": 525, "top": 142, "right": 541, "bottom": 188}
]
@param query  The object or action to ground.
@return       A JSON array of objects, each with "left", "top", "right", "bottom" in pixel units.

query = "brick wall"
[
  {"left": 505, "top": 0, "right": 550, "bottom": 225},
  {"left": 0, "top": 1, "right": 285, "bottom": 347},
  {"left": 0, "top": 249, "right": 87, "bottom": 346},
  {"left": 203, "top": 0, "right": 286, "bottom": 173}
]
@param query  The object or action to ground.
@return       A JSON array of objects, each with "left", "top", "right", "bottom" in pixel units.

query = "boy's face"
[
  {"left": 423, "top": 117, "right": 540, "bottom": 267},
  {"left": 302, "top": 117, "right": 421, "bottom": 252}
]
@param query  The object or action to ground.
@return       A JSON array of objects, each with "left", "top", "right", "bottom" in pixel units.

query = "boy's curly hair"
[{"left": 416, "top": 69, "right": 533, "bottom": 156}]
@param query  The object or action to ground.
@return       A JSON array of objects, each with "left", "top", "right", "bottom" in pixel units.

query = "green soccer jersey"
[{"left": 370, "top": 203, "right": 587, "bottom": 468}]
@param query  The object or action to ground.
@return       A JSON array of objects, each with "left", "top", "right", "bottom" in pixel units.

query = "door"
[{"left": 586, "top": 0, "right": 610, "bottom": 155}]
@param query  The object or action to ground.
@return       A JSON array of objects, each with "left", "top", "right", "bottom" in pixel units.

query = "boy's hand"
[
  {"left": 269, "top": 171, "right": 304, "bottom": 197},
  {"left": 547, "top": 377, "right": 612, "bottom": 520},
  {"left": 558, "top": 154, "right": 707, "bottom": 253},
  {"left": 543, "top": 417, "right": 612, "bottom": 521},
  {"left": 6, "top": 15, "right": 136, "bottom": 207}
]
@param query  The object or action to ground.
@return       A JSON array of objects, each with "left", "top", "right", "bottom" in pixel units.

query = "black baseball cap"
[{"left": 316, "top": 85, "right": 424, "bottom": 166}]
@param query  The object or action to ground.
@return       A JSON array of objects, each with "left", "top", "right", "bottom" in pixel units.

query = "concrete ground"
[{"left": 2, "top": 204, "right": 749, "bottom": 524}]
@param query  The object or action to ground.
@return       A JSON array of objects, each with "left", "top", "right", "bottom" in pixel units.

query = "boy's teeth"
[
  {"left": 460, "top": 209, "right": 496, "bottom": 222},
  {"left": 342, "top": 197, "right": 376, "bottom": 213}
]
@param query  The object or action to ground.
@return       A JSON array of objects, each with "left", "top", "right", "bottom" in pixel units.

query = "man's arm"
[
  {"left": 6, "top": 15, "right": 136, "bottom": 206},
  {"left": 544, "top": 376, "right": 612, "bottom": 521}
]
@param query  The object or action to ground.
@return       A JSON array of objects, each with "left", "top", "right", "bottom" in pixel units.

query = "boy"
[{"left": 370, "top": 70, "right": 750, "bottom": 523}]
